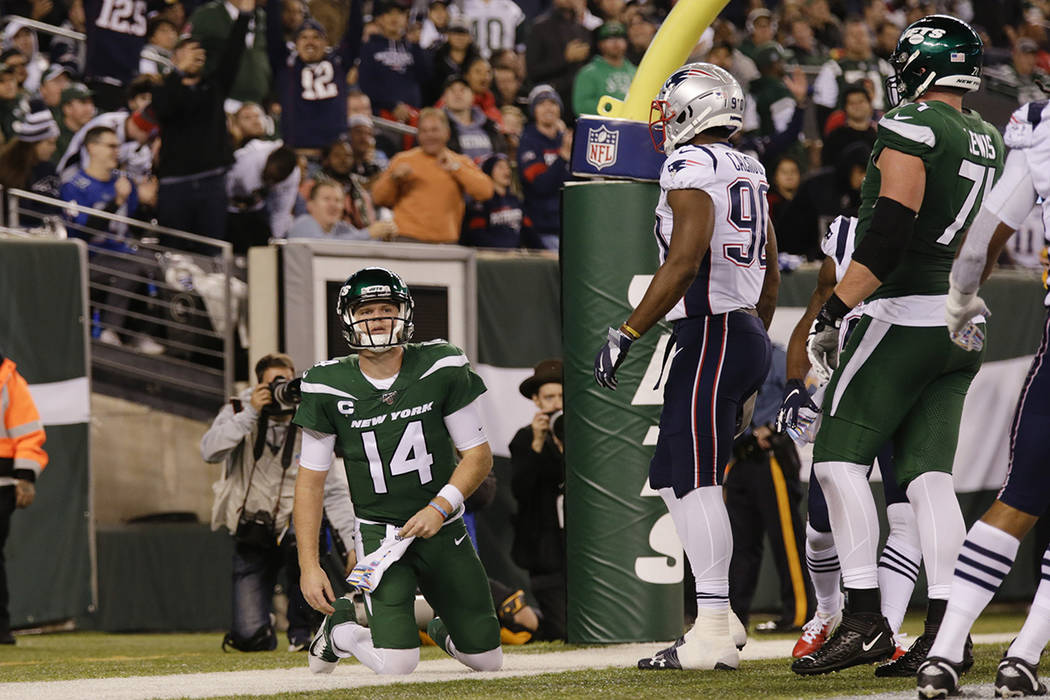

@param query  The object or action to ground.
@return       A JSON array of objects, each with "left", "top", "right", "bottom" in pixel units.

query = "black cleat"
[
  {"left": 995, "top": 656, "right": 1048, "bottom": 697},
  {"left": 877, "top": 629, "right": 936, "bottom": 677},
  {"left": 638, "top": 645, "right": 684, "bottom": 670},
  {"left": 917, "top": 656, "right": 964, "bottom": 698},
  {"left": 791, "top": 611, "right": 894, "bottom": 676}
]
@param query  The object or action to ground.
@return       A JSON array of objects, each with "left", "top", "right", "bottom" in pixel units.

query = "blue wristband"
[{"left": 428, "top": 500, "right": 449, "bottom": 519}]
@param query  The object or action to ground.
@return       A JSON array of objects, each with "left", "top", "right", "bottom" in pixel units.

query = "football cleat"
[
  {"left": 995, "top": 656, "right": 1047, "bottom": 697},
  {"left": 791, "top": 611, "right": 893, "bottom": 675},
  {"left": 638, "top": 645, "right": 686, "bottom": 670},
  {"left": 640, "top": 627, "right": 739, "bottom": 671},
  {"left": 917, "top": 656, "right": 964, "bottom": 698},
  {"left": 876, "top": 627, "right": 936, "bottom": 677},
  {"left": 308, "top": 596, "right": 356, "bottom": 674},
  {"left": 729, "top": 610, "right": 748, "bottom": 651},
  {"left": 792, "top": 610, "right": 842, "bottom": 659}
]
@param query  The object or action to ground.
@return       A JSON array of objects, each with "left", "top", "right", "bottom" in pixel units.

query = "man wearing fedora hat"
[{"left": 508, "top": 358, "right": 566, "bottom": 640}]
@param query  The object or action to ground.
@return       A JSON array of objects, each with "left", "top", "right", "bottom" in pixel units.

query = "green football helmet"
[
  {"left": 885, "top": 14, "right": 983, "bottom": 106},
  {"left": 336, "top": 267, "right": 414, "bottom": 351}
]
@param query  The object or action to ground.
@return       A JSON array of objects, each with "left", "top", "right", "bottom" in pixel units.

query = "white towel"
[{"left": 347, "top": 525, "right": 415, "bottom": 593}]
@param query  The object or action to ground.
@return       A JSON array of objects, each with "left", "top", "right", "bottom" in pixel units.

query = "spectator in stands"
[
  {"left": 0, "top": 101, "right": 61, "bottom": 225},
  {"left": 873, "top": 19, "right": 901, "bottom": 61},
  {"left": 984, "top": 37, "right": 1050, "bottom": 106},
  {"left": 779, "top": 141, "right": 868, "bottom": 259},
  {"left": 462, "top": 153, "right": 527, "bottom": 248},
  {"left": 229, "top": 101, "right": 269, "bottom": 148},
  {"left": 509, "top": 358, "right": 566, "bottom": 641},
  {"left": 461, "top": 0, "right": 527, "bottom": 59},
  {"left": 812, "top": 16, "right": 894, "bottom": 131},
  {"left": 301, "top": 134, "right": 378, "bottom": 231},
  {"left": 278, "top": 0, "right": 307, "bottom": 46},
  {"left": 2, "top": 20, "right": 47, "bottom": 94},
  {"left": 358, "top": 0, "right": 428, "bottom": 129},
  {"left": 188, "top": 0, "right": 272, "bottom": 106},
  {"left": 347, "top": 114, "right": 388, "bottom": 184},
  {"left": 287, "top": 180, "right": 395, "bottom": 240},
  {"left": 595, "top": 0, "right": 625, "bottom": 22},
  {"left": 572, "top": 21, "right": 635, "bottom": 117},
  {"left": 785, "top": 17, "right": 826, "bottom": 67},
  {"left": 500, "top": 104, "right": 525, "bottom": 164},
  {"left": 82, "top": 0, "right": 150, "bottom": 111},
  {"left": 426, "top": 15, "right": 480, "bottom": 105},
  {"left": 820, "top": 82, "right": 876, "bottom": 167},
  {"left": 124, "top": 75, "right": 156, "bottom": 113},
  {"left": 203, "top": 353, "right": 356, "bottom": 653},
  {"left": 419, "top": 0, "right": 452, "bottom": 49},
  {"left": 744, "top": 44, "right": 802, "bottom": 150},
  {"left": 57, "top": 105, "right": 157, "bottom": 182},
  {"left": 53, "top": 83, "right": 95, "bottom": 166},
  {"left": 60, "top": 125, "right": 164, "bottom": 354},
  {"left": 804, "top": 0, "right": 843, "bottom": 52},
  {"left": 493, "top": 62, "right": 526, "bottom": 109},
  {"left": 226, "top": 141, "right": 300, "bottom": 251},
  {"left": 371, "top": 107, "right": 494, "bottom": 243},
  {"left": 526, "top": 0, "right": 591, "bottom": 113},
  {"left": 153, "top": 4, "right": 253, "bottom": 243},
  {"left": 139, "top": 17, "right": 179, "bottom": 77},
  {"left": 625, "top": 11, "right": 656, "bottom": 67},
  {"left": 270, "top": 10, "right": 362, "bottom": 153},
  {"left": 768, "top": 154, "right": 800, "bottom": 236},
  {"left": 0, "top": 63, "right": 21, "bottom": 144},
  {"left": 464, "top": 56, "right": 503, "bottom": 125},
  {"left": 518, "top": 85, "right": 571, "bottom": 250},
  {"left": 442, "top": 75, "right": 504, "bottom": 163},
  {"left": 38, "top": 64, "right": 70, "bottom": 110},
  {"left": 740, "top": 8, "right": 777, "bottom": 60},
  {"left": 0, "top": 49, "right": 28, "bottom": 94},
  {"left": 50, "top": 0, "right": 87, "bottom": 76},
  {"left": 0, "top": 351, "right": 47, "bottom": 646}
]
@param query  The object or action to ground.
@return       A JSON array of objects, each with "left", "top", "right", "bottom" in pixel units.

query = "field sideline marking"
[{"left": 0, "top": 634, "right": 1016, "bottom": 700}]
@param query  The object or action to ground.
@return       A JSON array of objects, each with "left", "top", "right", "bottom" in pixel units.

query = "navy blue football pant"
[
  {"left": 650, "top": 310, "right": 772, "bottom": 496},
  {"left": 998, "top": 310, "right": 1050, "bottom": 516}
]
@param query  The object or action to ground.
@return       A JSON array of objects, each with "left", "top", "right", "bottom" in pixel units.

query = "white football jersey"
[
  {"left": 459, "top": 0, "right": 525, "bottom": 58},
  {"left": 999, "top": 100, "right": 1050, "bottom": 286},
  {"left": 820, "top": 215, "right": 865, "bottom": 350},
  {"left": 655, "top": 143, "right": 769, "bottom": 320}
]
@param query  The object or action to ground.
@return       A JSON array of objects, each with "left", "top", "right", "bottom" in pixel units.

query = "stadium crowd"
[{"left": 0, "top": 0, "right": 1045, "bottom": 347}]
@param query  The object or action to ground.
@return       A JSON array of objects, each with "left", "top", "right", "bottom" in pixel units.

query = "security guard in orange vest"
[{"left": 0, "top": 353, "right": 47, "bottom": 644}]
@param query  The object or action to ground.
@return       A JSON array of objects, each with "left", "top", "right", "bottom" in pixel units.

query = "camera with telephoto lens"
[
  {"left": 265, "top": 376, "right": 302, "bottom": 412},
  {"left": 234, "top": 509, "right": 276, "bottom": 549}
]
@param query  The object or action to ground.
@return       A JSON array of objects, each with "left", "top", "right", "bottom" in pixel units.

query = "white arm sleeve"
[
  {"left": 951, "top": 149, "right": 1037, "bottom": 293},
  {"left": 299, "top": 428, "right": 336, "bottom": 471},
  {"left": 443, "top": 397, "right": 488, "bottom": 451}
]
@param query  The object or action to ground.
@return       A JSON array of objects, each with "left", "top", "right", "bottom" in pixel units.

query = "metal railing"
[
  {"left": 1, "top": 15, "right": 85, "bottom": 42},
  {"left": 4, "top": 188, "right": 235, "bottom": 402}
]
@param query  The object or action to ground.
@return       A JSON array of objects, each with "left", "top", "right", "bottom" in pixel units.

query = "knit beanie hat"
[
  {"left": 528, "top": 84, "right": 563, "bottom": 118},
  {"left": 480, "top": 152, "right": 507, "bottom": 177},
  {"left": 12, "top": 99, "right": 59, "bottom": 142}
]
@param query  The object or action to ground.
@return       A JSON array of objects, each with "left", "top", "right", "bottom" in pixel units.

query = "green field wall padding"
[{"left": 562, "top": 181, "right": 683, "bottom": 643}]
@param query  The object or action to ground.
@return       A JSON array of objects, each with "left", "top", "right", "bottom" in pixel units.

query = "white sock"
[
  {"left": 331, "top": 623, "right": 419, "bottom": 675},
  {"left": 907, "top": 472, "right": 966, "bottom": 600},
  {"left": 928, "top": 520, "right": 1020, "bottom": 663},
  {"left": 813, "top": 461, "right": 879, "bottom": 590},
  {"left": 878, "top": 502, "right": 922, "bottom": 634},
  {"left": 805, "top": 522, "right": 843, "bottom": 616},
  {"left": 1008, "top": 545, "right": 1050, "bottom": 665},
  {"left": 660, "top": 486, "right": 732, "bottom": 613}
]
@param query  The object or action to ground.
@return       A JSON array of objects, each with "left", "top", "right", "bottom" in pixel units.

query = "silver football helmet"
[{"left": 649, "top": 63, "right": 745, "bottom": 153}]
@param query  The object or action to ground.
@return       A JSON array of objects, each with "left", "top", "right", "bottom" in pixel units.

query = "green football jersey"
[
  {"left": 293, "top": 341, "right": 486, "bottom": 525},
  {"left": 855, "top": 100, "right": 1004, "bottom": 301}
]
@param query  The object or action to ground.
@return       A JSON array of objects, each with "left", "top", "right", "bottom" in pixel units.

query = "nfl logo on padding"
[{"left": 586, "top": 125, "right": 618, "bottom": 170}]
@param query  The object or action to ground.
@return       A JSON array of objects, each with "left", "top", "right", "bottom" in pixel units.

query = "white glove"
[
  {"left": 806, "top": 318, "right": 839, "bottom": 385},
  {"left": 945, "top": 286, "right": 989, "bottom": 352}
]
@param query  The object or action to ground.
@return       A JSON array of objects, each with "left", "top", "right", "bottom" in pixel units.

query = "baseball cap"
[
  {"left": 374, "top": 0, "right": 409, "bottom": 17},
  {"left": 42, "top": 63, "right": 70, "bottom": 84},
  {"left": 754, "top": 42, "right": 787, "bottom": 70},
  {"left": 129, "top": 106, "right": 160, "bottom": 137},
  {"left": 296, "top": 18, "right": 327, "bottom": 38},
  {"left": 60, "top": 82, "right": 94, "bottom": 105},
  {"left": 442, "top": 73, "right": 470, "bottom": 92},
  {"left": 596, "top": 21, "right": 627, "bottom": 41}
]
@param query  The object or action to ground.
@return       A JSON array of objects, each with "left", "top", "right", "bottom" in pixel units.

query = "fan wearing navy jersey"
[
  {"left": 462, "top": 153, "right": 528, "bottom": 248},
  {"left": 916, "top": 99, "right": 1050, "bottom": 698},
  {"left": 267, "top": 6, "right": 362, "bottom": 151},
  {"left": 358, "top": 0, "right": 429, "bottom": 124},
  {"left": 83, "top": 0, "right": 149, "bottom": 111},
  {"left": 594, "top": 63, "right": 779, "bottom": 671}
]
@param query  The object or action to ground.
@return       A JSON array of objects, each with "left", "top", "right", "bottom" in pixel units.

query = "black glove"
[
  {"left": 594, "top": 327, "right": 635, "bottom": 390},
  {"left": 775, "top": 378, "right": 820, "bottom": 433}
]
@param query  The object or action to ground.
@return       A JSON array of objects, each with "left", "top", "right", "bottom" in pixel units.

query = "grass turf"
[{"left": 0, "top": 609, "right": 1028, "bottom": 694}]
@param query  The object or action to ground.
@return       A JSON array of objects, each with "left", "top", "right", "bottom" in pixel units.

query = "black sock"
[
  {"left": 844, "top": 587, "right": 881, "bottom": 615},
  {"left": 925, "top": 598, "right": 947, "bottom": 629}
]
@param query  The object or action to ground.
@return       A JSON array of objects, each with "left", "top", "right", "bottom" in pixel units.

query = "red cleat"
[{"left": 792, "top": 610, "right": 842, "bottom": 658}]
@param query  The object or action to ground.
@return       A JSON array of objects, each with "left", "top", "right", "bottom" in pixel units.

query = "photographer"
[
  {"left": 203, "top": 353, "right": 356, "bottom": 652},
  {"left": 509, "top": 359, "right": 566, "bottom": 641}
]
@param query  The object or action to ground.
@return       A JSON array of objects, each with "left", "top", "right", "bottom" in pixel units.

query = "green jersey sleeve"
[
  {"left": 445, "top": 362, "right": 487, "bottom": 416},
  {"left": 875, "top": 102, "right": 938, "bottom": 161},
  {"left": 293, "top": 363, "right": 345, "bottom": 434},
  {"left": 416, "top": 343, "right": 486, "bottom": 416}
]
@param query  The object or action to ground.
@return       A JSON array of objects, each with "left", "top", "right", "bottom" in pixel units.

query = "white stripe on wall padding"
[{"left": 27, "top": 377, "right": 90, "bottom": 426}]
